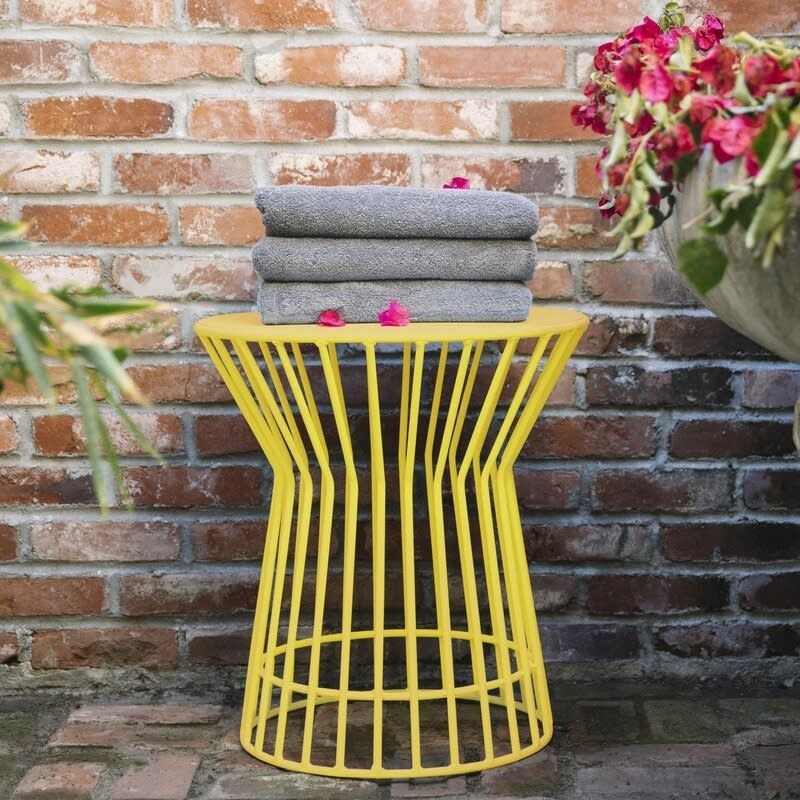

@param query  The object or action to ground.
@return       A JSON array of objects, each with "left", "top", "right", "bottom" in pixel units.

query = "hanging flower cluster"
[{"left": 572, "top": 3, "right": 800, "bottom": 291}]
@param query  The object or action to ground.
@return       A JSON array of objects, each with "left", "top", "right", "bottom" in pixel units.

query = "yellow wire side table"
[{"left": 195, "top": 309, "right": 588, "bottom": 780}]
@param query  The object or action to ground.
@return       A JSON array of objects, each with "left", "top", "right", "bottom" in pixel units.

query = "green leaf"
[
  {"left": 0, "top": 220, "right": 26, "bottom": 241},
  {"left": 677, "top": 237, "right": 728, "bottom": 294},
  {"left": 102, "top": 386, "right": 164, "bottom": 465},
  {"left": 1, "top": 300, "right": 54, "bottom": 401},
  {"left": 69, "top": 357, "right": 110, "bottom": 509},
  {"left": 752, "top": 115, "right": 779, "bottom": 167}
]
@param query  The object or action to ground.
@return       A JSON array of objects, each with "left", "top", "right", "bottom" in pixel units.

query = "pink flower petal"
[
  {"left": 317, "top": 309, "right": 346, "bottom": 327},
  {"left": 443, "top": 176, "right": 471, "bottom": 189},
  {"left": 377, "top": 299, "right": 410, "bottom": 327},
  {"left": 639, "top": 61, "right": 673, "bottom": 103}
]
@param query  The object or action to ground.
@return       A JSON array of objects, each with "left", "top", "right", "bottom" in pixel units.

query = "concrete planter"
[
  {"left": 660, "top": 152, "right": 800, "bottom": 448},
  {"left": 660, "top": 153, "right": 800, "bottom": 364}
]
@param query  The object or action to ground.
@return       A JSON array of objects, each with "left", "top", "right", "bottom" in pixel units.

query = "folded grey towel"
[
  {"left": 255, "top": 185, "right": 538, "bottom": 240},
  {"left": 252, "top": 237, "right": 536, "bottom": 283},
  {"left": 256, "top": 280, "right": 533, "bottom": 324}
]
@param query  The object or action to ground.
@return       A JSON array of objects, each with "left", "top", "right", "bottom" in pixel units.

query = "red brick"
[
  {"left": 30, "top": 521, "right": 180, "bottom": 562},
  {"left": 0, "top": 524, "right": 16, "bottom": 561},
  {"left": 0, "top": 150, "right": 100, "bottom": 194},
  {"left": 523, "top": 414, "right": 655, "bottom": 459},
  {"left": 0, "top": 577, "right": 105, "bottom": 616},
  {"left": 0, "top": 468, "right": 93, "bottom": 505},
  {"left": 739, "top": 573, "right": 800, "bottom": 611},
  {"left": 515, "top": 468, "right": 581, "bottom": 511},
  {"left": 0, "top": 367, "right": 76, "bottom": 406},
  {"left": 0, "top": 414, "right": 17, "bottom": 453},
  {"left": 12, "top": 761, "right": 106, "bottom": 799},
  {"left": 21, "top": 204, "right": 169, "bottom": 245},
  {"left": 502, "top": 0, "right": 644, "bottom": 33},
  {"left": 586, "top": 365, "right": 734, "bottom": 408},
  {"left": 587, "top": 575, "right": 729, "bottom": 615},
  {"left": 743, "top": 469, "right": 800, "bottom": 511},
  {"left": 99, "top": 309, "right": 181, "bottom": 352},
  {"left": 670, "top": 420, "right": 794, "bottom": 459},
  {"left": 194, "top": 415, "right": 258, "bottom": 456},
  {"left": 534, "top": 575, "right": 578, "bottom": 611},
  {"left": 120, "top": 572, "right": 259, "bottom": 615},
  {"left": 110, "top": 754, "right": 200, "bottom": 800},
  {"left": 187, "top": 628, "right": 250, "bottom": 665},
  {"left": 347, "top": 100, "right": 497, "bottom": 140},
  {"left": 511, "top": 102, "right": 603, "bottom": 141},
  {"left": 178, "top": 205, "right": 263, "bottom": 245},
  {"left": 536, "top": 205, "right": 617, "bottom": 250},
  {"left": 67, "top": 704, "right": 222, "bottom": 725},
  {"left": 187, "top": 0, "right": 334, "bottom": 29},
  {"left": 540, "top": 623, "right": 641, "bottom": 661},
  {"left": 90, "top": 42, "right": 241, "bottom": 83},
  {"left": 742, "top": 369, "right": 800, "bottom": 409},
  {"left": 0, "top": 631, "right": 18, "bottom": 663},
  {"left": 574, "top": 316, "right": 648, "bottom": 356},
  {"left": 421, "top": 155, "right": 564, "bottom": 193},
  {"left": 270, "top": 153, "right": 412, "bottom": 186},
  {"left": 524, "top": 523, "right": 651, "bottom": 563},
  {"left": 653, "top": 316, "right": 771, "bottom": 358},
  {"left": 529, "top": 260, "right": 574, "bottom": 299},
  {"left": 33, "top": 412, "right": 183, "bottom": 457},
  {"left": 31, "top": 629, "right": 178, "bottom": 668},
  {"left": 122, "top": 466, "right": 263, "bottom": 507},
  {"left": 577, "top": 154, "right": 603, "bottom": 198},
  {"left": 11, "top": 256, "right": 102, "bottom": 290},
  {"left": 126, "top": 364, "right": 231, "bottom": 404},
  {"left": 661, "top": 523, "right": 800, "bottom": 563},
  {"left": 419, "top": 45, "right": 564, "bottom": 87},
  {"left": 256, "top": 45, "right": 405, "bottom": 86},
  {"left": 0, "top": 39, "right": 81, "bottom": 83},
  {"left": 20, "top": 0, "right": 171, "bottom": 26},
  {"left": 655, "top": 623, "right": 800, "bottom": 658},
  {"left": 683, "top": 0, "right": 799, "bottom": 35},
  {"left": 112, "top": 255, "right": 256, "bottom": 300},
  {"left": 357, "top": 0, "right": 487, "bottom": 32},
  {"left": 115, "top": 153, "right": 253, "bottom": 194},
  {"left": 25, "top": 98, "right": 173, "bottom": 138},
  {"left": 592, "top": 469, "right": 732, "bottom": 512},
  {"left": 584, "top": 260, "right": 697, "bottom": 305},
  {"left": 191, "top": 520, "right": 264, "bottom": 561},
  {"left": 48, "top": 723, "right": 215, "bottom": 750},
  {"left": 189, "top": 99, "right": 335, "bottom": 142}
]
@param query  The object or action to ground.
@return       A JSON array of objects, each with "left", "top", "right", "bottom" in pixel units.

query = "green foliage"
[{"left": 0, "top": 220, "right": 161, "bottom": 510}]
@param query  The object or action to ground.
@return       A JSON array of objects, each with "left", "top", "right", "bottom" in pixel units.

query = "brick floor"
[{"left": 2, "top": 683, "right": 799, "bottom": 799}]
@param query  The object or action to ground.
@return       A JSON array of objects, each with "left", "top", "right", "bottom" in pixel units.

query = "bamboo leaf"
[
  {"left": 101, "top": 383, "right": 164, "bottom": 464},
  {"left": 69, "top": 358, "right": 110, "bottom": 510},
  {"left": 1, "top": 300, "right": 54, "bottom": 401}
]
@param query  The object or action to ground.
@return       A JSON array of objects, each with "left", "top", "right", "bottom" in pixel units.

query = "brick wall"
[{"left": 0, "top": 0, "right": 798, "bottom": 689}]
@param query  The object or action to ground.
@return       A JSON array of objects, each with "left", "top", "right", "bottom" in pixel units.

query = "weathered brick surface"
[
  {"left": 12, "top": 761, "right": 106, "bottom": 799},
  {"left": 0, "top": 0, "right": 795, "bottom": 686},
  {"left": 30, "top": 521, "right": 181, "bottom": 562},
  {"left": 31, "top": 629, "right": 178, "bottom": 668},
  {"left": 25, "top": 98, "right": 173, "bottom": 139},
  {"left": 110, "top": 754, "right": 199, "bottom": 800}
]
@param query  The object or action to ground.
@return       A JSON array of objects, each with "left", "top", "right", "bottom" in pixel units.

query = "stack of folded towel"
[{"left": 252, "top": 185, "right": 539, "bottom": 324}]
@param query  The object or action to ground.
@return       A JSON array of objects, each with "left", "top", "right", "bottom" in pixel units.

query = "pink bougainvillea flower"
[
  {"left": 377, "top": 299, "right": 410, "bottom": 326},
  {"left": 693, "top": 45, "right": 738, "bottom": 93},
  {"left": 688, "top": 94, "right": 727, "bottom": 126},
  {"left": 624, "top": 16, "right": 662, "bottom": 44},
  {"left": 640, "top": 61, "right": 673, "bottom": 102},
  {"left": 614, "top": 50, "right": 643, "bottom": 95},
  {"left": 701, "top": 115, "right": 763, "bottom": 163},
  {"left": 743, "top": 54, "right": 787, "bottom": 97},
  {"left": 317, "top": 309, "right": 346, "bottom": 327},
  {"left": 443, "top": 176, "right": 471, "bottom": 189},
  {"left": 651, "top": 122, "right": 695, "bottom": 166},
  {"left": 694, "top": 13, "right": 725, "bottom": 51}
]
